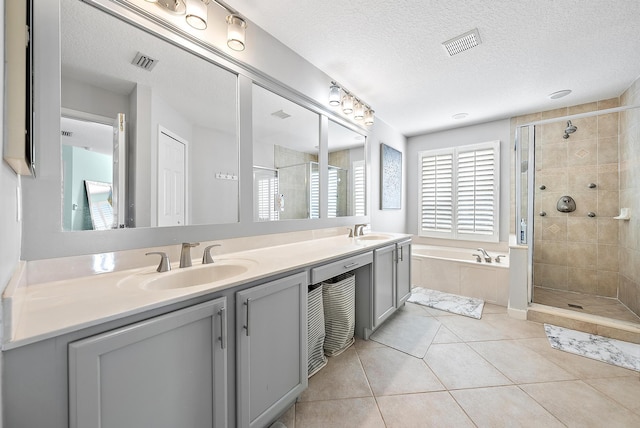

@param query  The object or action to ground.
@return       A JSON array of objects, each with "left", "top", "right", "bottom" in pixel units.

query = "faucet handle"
[
  {"left": 347, "top": 228, "right": 354, "bottom": 238},
  {"left": 146, "top": 252, "right": 171, "bottom": 272},
  {"left": 495, "top": 255, "right": 507, "bottom": 263},
  {"left": 202, "top": 244, "right": 222, "bottom": 264},
  {"left": 471, "top": 253, "right": 482, "bottom": 263}
]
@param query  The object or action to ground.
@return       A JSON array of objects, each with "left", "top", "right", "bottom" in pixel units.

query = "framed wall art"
[{"left": 380, "top": 143, "right": 402, "bottom": 210}]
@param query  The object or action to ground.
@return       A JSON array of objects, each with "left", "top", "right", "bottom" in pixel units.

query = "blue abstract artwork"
[{"left": 380, "top": 143, "right": 402, "bottom": 209}]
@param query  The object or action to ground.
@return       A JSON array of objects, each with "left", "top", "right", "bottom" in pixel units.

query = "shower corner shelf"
[{"left": 614, "top": 208, "right": 631, "bottom": 221}]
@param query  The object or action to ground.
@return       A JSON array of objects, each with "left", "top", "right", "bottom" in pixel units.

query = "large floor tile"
[
  {"left": 517, "top": 337, "right": 639, "bottom": 379},
  {"left": 469, "top": 340, "right": 575, "bottom": 383},
  {"left": 369, "top": 311, "right": 441, "bottom": 358},
  {"left": 295, "top": 397, "right": 385, "bottom": 428},
  {"left": 585, "top": 376, "right": 640, "bottom": 415},
  {"left": 482, "top": 303, "right": 508, "bottom": 314},
  {"left": 436, "top": 315, "right": 513, "bottom": 342},
  {"left": 423, "top": 343, "right": 512, "bottom": 390},
  {"left": 376, "top": 391, "right": 475, "bottom": 427},
  {"left": 431, "top": 325, "right": 463, "bottom": 344},
  {"left": 482, "top": 313, "right": 547, "bottom": 339},
  {"left": 521, "top": 380, "right": 640, "bottom": 427},
  {"left": 298, "top": 347, "right": 372, "bottom": 402},
  {"left": 358, "top": 347, "right": 444, "bottom": 396},
  {"left": 450, "top": 385, "right": 564, "bottom": 427}
]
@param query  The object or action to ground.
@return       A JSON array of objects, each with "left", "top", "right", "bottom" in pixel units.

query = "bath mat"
[
  {"left": 408, "top": 287, "right": 484, "bottom": 319},
  {"left": 544, "top": 324, "right": 640, "bottom": 372},
  {"left": 369, "top": 309, "right": 441, "bottom": 358}
]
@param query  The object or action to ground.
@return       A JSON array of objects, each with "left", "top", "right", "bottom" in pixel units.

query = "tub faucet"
[
  {"left": 476, "top": 248, "right": 492, "bottom": 263},
  {"left": 180, "top": 242, "right": 200, "bottom": 268}
]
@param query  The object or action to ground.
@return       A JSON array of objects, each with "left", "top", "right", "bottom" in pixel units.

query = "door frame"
[{"left": 157, "top": 125, "right": 189, "bottom": 226}]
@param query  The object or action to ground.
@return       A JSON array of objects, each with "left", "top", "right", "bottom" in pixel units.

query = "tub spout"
[{"left": 476, "top": 248, "right": 492, "bottom": 263}]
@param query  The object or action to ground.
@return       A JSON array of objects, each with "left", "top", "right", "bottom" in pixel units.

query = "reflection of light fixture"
[
  {"left": 186, "top": 0, "right": 209, "bottom": 30},
  {"left": 226, "top": 15, "right": 247, "bottom": 51},
  {"left": 329, "top": 83, "right": 341, "bottom": 106},
  {"left": 364, "top": 109, "right": 374, "bottom": 126},
  {"left": 342, "top": 94, "right": 354, "bottom": 114},
  {"left": 354, "top": 102, "right": 364, "bottom": 120}
]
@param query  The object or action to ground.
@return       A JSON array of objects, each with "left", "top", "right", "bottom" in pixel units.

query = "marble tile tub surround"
[{"left": 3, "top": 228, "right": 409, "bottom": 348}]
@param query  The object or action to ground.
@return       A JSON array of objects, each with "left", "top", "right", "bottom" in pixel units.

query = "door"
[
  {"left": 373, "top": 244, "right": 396, "bottom": 327},
  {"left": 236, "top": 272, "right": 308, "bottom": 428},
  {"left": 396, "top": 240, "right": 412, "bottom": 306},
  {"left": 111, "top": 113, "right": 126, "bottom": 228},
  {"left": 69, "top": 298, "right": 228, "bottom": 428},
  {"left": 158, "top": 130, "right": 186, "bottom": 226}
]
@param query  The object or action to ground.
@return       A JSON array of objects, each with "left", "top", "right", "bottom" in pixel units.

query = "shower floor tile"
[{"left": 533, "top": 286, "right": 640, "bottom": 324}]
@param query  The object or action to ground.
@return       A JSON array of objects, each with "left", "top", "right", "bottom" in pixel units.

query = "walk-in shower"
[{"left": 515, "top": 103, "right": 640, "bottom": 329}]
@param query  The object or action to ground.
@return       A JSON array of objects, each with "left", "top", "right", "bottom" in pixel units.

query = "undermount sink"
[
  {"left": 355, "top": 234, "right": 392, "bottom": 241},
  {"left": 119, "top": 259, "right": 257, "bottom": 291}
]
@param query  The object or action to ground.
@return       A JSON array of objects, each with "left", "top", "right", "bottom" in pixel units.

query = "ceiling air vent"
[
  {"left": 132, "top": 52, "right": 158, "bottom": 71},
  {"left": 61, "top": 130, "right": 73, "bottom": 137},
  {"left": 442, "top": 28, "right": 481, "bottom": 56},
  {"left": 271, "top": 109, "right": 291, "bottom": 119}
]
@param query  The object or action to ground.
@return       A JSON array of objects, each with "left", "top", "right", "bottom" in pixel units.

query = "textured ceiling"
[{"left": 224, "top": 0, "right": 640, "bottom": 136}]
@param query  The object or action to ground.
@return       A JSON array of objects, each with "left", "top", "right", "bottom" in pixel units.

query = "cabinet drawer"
[{"left": 311, "top": 252, "right": 373, "bottom": 284}]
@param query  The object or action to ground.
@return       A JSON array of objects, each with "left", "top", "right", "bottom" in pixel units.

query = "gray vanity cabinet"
[
  {"left": 236, "top": 272, "right": 308, "bottom": 428},
  {"left": 68, "top": 297, "right": 228, "bottom": 428},
  {"left": 373, "top": 240, "right": 412, "bottom": 327}
]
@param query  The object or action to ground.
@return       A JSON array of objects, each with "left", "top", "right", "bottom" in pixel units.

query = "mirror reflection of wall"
[
  {"left": 252, "top": 84, "right": 320, "bottom": 221},
  {"left": 328, "top": 121, "right": 367, "bottom": 217},
  {"left": 60, "top": 0, "right": 239, "bottom": 231}
]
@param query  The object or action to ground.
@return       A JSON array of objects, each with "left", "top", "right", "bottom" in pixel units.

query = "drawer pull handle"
[{"left": 343, "top": 262, "right": 359, "bottom": 270}]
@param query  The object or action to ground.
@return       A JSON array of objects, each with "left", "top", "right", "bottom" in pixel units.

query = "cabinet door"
[
  {"left": 373, "top": 244, "right": 396, "bottom": 327},
  {"left": 396, "top": 240, "right": 412, "bottom": 306},
  {"left": 236, "top": 272, "right": 308, "bottom": 428},
  {"left": 69, "top": 298, "right": 228, "bottom": 428}
]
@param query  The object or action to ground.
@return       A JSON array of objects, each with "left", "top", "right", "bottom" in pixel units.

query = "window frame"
[{"left": 418, "top": 140, "right": 500, "bottom": 242}]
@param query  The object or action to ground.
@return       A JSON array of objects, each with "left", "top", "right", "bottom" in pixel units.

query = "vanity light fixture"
[
  {"left": 226, "top": 15, "right": 247, "bottom": 51},
  {"left": 342, "top": 94, "right": 354, "bottom": 115},
  {"left": 186, "top": 0, "right": 209, "bottom": 30},
  {"left": 364, "top": 109, "right": 374, "bottom": 126},
  {"left": 353, "top": 102, "right": 365, "bottom": 120},
  {"left": 329, "top": 83, "right": 341, "bottom": 106}
]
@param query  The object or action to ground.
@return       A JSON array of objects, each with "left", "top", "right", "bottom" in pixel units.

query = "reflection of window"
[
  {"left": 309, "top": 163, "right": 319, "bottom": 219},
  {"left": 419, "top": 141, "right": 500, "bottom": 242},
  {"left": 327, "top": 167, "right": 338, "bottom": 218},
  {"left": 254, "top": 168, "right": 279, "bottom": 221},
  {"left": 353, "top": 160, "right": 365, "bottom": 216}
]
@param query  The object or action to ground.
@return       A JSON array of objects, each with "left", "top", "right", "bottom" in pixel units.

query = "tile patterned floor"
[
  {"left": 533, "top": 286, "right": 640, "bottom": 324},
  {"left": 275, "top": 302, "right": 640, "bottom": 427}
]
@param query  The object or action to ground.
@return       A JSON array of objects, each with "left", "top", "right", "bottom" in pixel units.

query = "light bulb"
[
  {"left": 186, "top": 0, "right": 208, "bottom": 30},
  {"left": 329, "top": 84, "right": 341, "bottom": 106},
  {"left": 227, "top": 15, "right": 247, "bottom": 51},
  {"left": 354, "top": 102, "right": 364, "bottom": 120},
  {"left": 342, "top": 94, "right": 354, "bottom": 115}
]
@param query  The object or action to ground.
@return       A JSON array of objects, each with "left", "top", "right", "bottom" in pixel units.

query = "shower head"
[{"left": 563, "top": 120, "right": 577, "bottom": 139}]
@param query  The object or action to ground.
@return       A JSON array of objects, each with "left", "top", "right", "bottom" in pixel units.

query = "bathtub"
[{"left": 411, "top": 244, "right": 510, "bottom": 306}]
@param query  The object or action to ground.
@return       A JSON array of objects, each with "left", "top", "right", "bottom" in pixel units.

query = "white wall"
[{"left": 406, "top": 119, "right": 512, "bottom": 242}]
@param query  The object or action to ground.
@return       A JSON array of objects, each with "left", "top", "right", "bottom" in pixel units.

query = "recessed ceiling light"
[
  {"left": 548, "top": 89, "right": 572, "bottom": 99},
  {"left": 452, "top": 113, "right": 468, "bottom": 120}
]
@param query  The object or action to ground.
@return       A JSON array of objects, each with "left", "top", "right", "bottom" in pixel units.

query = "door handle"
[
  {"left": 243, "top": 299, "right": 251, "bottom": 336},
  {"left": 343, "top": 262, "right": 359, "bottom": 270},
  {"left": 218, "top": 307, "right": 227, "bottom": 349}
]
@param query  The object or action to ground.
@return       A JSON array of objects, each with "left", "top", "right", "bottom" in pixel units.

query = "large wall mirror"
[
  {"left": 328, "top": 121, "right": 367, "bottom": 217},
  {"left": 60, "top": 0, "right": 239, "bottom": 231},
  {"left": 252, "top": 84, "right": 320, "bottom": 221}
]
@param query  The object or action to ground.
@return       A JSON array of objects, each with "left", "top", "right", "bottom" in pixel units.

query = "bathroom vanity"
[{"left": 2, "top": 233, "right": 411, "bottom": 428}]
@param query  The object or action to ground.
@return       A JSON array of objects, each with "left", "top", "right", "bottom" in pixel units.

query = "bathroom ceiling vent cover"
[
  {"left": 442, "top": 28, "right": 482, "bottom": 56},
  {"left": 131, "top": 52, "right": 158, "bottom": 71}
]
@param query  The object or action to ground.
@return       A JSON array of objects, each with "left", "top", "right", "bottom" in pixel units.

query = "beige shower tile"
[
  {"left": 598, "top": 97, "right": 620, "bottom": 110},
  {"left": 535, "top": 168, "right": 567, "bottom": 192},
  {"left": 542, "top": 107, "right": 569, "bottom": 120},
  {"left": 566, "top": 218, "right": 597, "bottom": 243},
  {"left": 541, "top": 217, "right": 567, "bottom": 241},
  {"left": 566, "top": 242, "right": 596, "bottom": 268},
  {"left": 376, "top": 392, "right": 475, "bottom": 428},
  {"left": 597, "top": 168, "right": 619, "bottom": 191},
  {"left": 298, "top": 347, "right": 372, "bottom": 402},
  {"left": 539, "top": 142, "right": 567, "bottom": 169},
  {"left": 451, "top": 386, "right": 564, "bottom": 428},
  {"left": 598, "top": 112, "right": 619, "bottom": 139},
  {"left": 567, "top": 166, "right": 597, "bottom": 192},
  {"left": 568, "top": 138, "right": 597, "bottom": 166},
  {"left": 538, "top": 121, "right": 567, "bottom": 144},
  {"left": 597, "top": 136, "right": 619, "bottom": 164},
  {"left": 597, "top": 218, "right": 619, "bottom": 244},
  {"left": 567, "top": 268, "right": 598, "bottom": 294},
  {"left": 597, "top": 270, "right": 619, "bottom": 297},
  {"left": 358, "top": 347, "right": 444, "bottom": 396},
  {"left": 521, "top": 380, "right": 640, "bottom": 427},
  {"left": 570, "top": 116, "right": 598, "bottom": 138},
  {"left": 597, "top": 244, "right": 619, "bottom": 271},
  {"left": 295, "top": 397, "right": 385, "bottom": 428},
  {"left": 598, "top": 190, "right": 620, "bottom": 217},
  {"left": 537, "top": 241, "right": 568, "bottom": 265},
  {"left": 534, "top": 263, "right": 568, "bottom": 290},
  {"left": 569, "top": 102, "right": 598, "bottom": 115},
  {"left": 423, "top": 343, "right": 512, "bottom": 390},
  {"left": 566, "top": 191, "right": 597, "bottom": 217}
]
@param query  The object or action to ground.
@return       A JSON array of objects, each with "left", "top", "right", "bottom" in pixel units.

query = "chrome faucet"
[
  {"left": 476, "top": 248, "right": 492, "bottom": 263},
  {"left": 180, "top": 242, "right": 200, "bottom": 268},
  {"left": 354, "top": 224, "right": 367, "bottom": 236},
  {"left": 202, "top": 244, "right": 221, "bottom": 264}
]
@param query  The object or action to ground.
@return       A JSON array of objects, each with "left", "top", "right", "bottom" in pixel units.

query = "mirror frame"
[{"left": 22, "top": 0, "right": 370, "bottom": 260}]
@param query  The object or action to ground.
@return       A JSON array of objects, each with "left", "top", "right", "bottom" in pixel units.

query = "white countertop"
[{"left": 3, "top": 232, "right": 410, "bottom": 349}]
